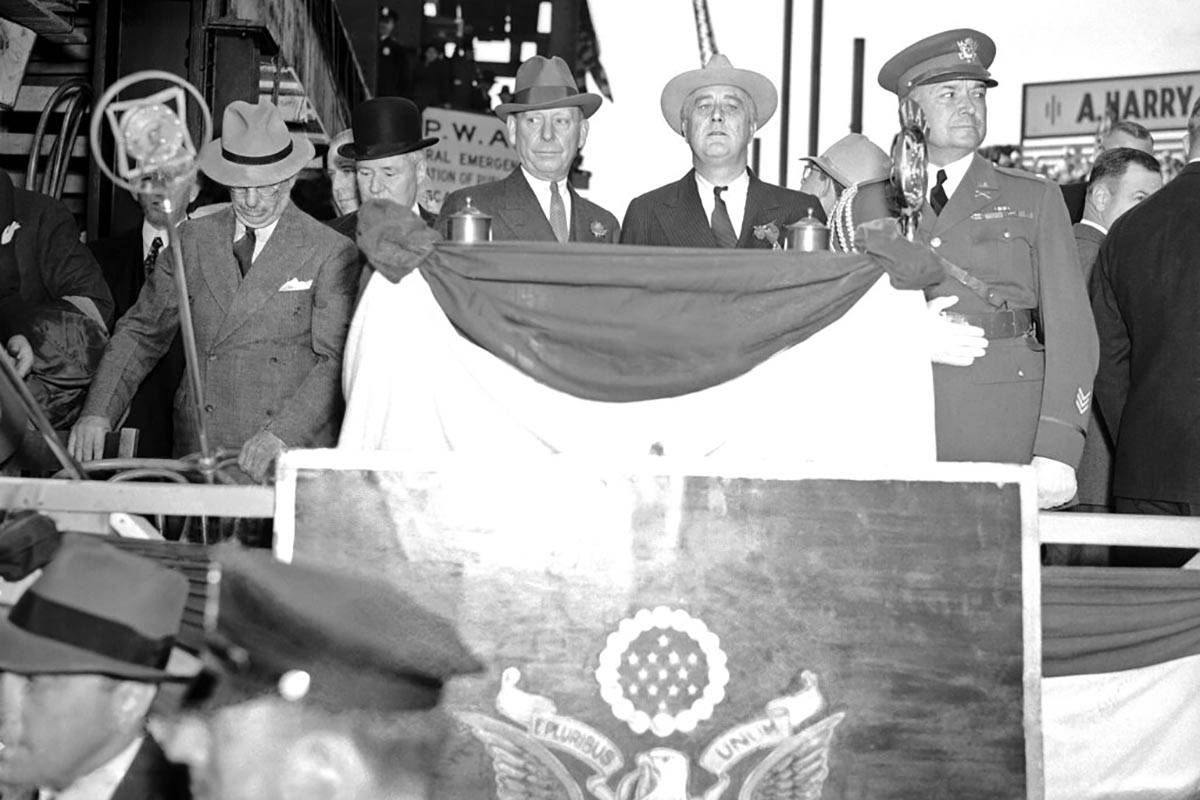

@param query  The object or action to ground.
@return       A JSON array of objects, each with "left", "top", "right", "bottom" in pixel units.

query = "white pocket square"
[{"left": 278, "top": 278, "right": 313, "bottom": 292}]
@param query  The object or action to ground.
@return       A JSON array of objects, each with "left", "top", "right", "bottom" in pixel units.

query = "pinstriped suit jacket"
[
  {"left": 82, "top": 203, "right": 358, "bottom": 455},
  {"left": 619, "top": 169, "right": 825, "bottom": 248}
]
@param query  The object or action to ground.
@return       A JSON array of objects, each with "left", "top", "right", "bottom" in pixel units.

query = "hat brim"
[
  {"left": 495, "top": 93, "right": 602, "bottom": 122},
  {"left": 337, "top": 137, "right": 439, "bottom": 162},
  {"left": 198, "top": 134, "right": 316, "bottom": 187},
  {"left": 798, "top": 155, "right": 853, "bottom": 189},
  {"left": 660, "top": 67, "right": 778, "bottom": 135},
  {"left": 0, "top": 617, "right": 198, "bottom": 682}
]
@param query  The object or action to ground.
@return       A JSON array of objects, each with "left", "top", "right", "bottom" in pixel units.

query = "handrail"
[{"left": 25, "top": 78, "right": 93, "bottom": 200}]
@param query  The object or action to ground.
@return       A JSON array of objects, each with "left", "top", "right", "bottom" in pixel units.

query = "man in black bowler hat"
[
  {"left": 878, "top": 29, "right": 1097, "bottom": 509},
  {"left": 0, "top": 535, "right": 194, "bottom": 799},
  {"left": 329, "top": 96, "right": 440, "bottom": 242},
  {"left": 156, "top": 544, "right": 482, "bottom": 800}
]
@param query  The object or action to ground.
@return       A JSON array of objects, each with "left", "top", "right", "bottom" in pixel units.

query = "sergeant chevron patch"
[{"left": 1075, "top": 388, "right": 1092, "bottom": 415}]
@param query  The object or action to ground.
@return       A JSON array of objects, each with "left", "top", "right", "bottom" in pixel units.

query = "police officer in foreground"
[
  {"left": 878, "top": 29, "right": 1098, "bottom": 508},
  {"left": 155, "top": 544, "right": 482, "bottom": 800}
]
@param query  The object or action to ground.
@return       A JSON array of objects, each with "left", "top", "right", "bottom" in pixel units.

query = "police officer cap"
[
  {"left": 184, "top": 544, "right": 483, "bottom": 714},
  {"left": 877, "top": 28, "right": 998, "bottom": 96}
]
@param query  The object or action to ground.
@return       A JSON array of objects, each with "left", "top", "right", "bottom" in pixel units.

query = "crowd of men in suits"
[
  {"left": 0, "top": 22, "right": 1197, "bottom": 800},
  {"left": 0, "top": 28, "right": 1193, "bottom": 557}
]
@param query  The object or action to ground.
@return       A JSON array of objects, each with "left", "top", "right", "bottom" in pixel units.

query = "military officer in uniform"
[{"left": 879, "top": 30, "right": 1098, "bottom": 508}]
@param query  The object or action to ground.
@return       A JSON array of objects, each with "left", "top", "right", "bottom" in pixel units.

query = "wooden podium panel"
[{"left": 276, "top": 453, "right": 1041, "bottom": 800}]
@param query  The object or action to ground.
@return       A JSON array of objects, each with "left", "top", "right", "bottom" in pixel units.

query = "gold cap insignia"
[{"left": 956, "top": 37, "right": 979, "bottom": 62}]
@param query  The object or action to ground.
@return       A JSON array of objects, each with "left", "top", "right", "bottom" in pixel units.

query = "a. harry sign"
[
  {"left": 1022, "top": 71, "right": 1200, "bottom": 139},
  {"left": 421, "top": 108, "right": 520, "bottom": 213}
]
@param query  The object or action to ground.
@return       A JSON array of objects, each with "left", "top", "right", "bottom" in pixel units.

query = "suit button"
[
  {"left": 269, "top": 356, "right": 279, "bottom": 365},
  {"left": 208, "top": 353, "right": 217, "bottom": 362},
  {"left": 204, "top": 403, "right": 214, "bottom": 413},
  {"left": 1003, "top": 230, "right": 1012, "bottom": 239},
  {"left": 265, "top": 409, "right": 274, "bottom": 417},
  {"left": 930, "top": 236, "right": 941, "bottom": 247}
]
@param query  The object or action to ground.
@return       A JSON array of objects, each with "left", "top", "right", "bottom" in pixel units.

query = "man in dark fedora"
[
  {"left": 0, "top": 535, "right": 194, "bottom": 799},
  {"left": 329, "top": 96, "right": 440, "bottom": 242},
  {"left": 156, "top": 543, "right": 481, "bottom": 800},
  {"left": 435, "top": 55, "right": 620, "bottom": 243},
  {"left": 621, "top": 54, "right": 824, "bottom": 248},
  {"left": 70, "top": 99, "right": 359, "bottom": 483}
]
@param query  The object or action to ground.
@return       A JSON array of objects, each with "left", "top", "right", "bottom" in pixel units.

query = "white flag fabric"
[
  {"left": 1043, "top": 652, "right": 1200, "bottom": 798},
  {"left": 340, "top": 269, "right": 936, "bottom": 463}
]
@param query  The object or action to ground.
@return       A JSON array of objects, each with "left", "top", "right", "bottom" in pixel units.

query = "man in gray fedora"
[
  {"left": 622, "top": 54, "right": 824, "bottom": 248},
  {"left": 0, "top": 535, "right": 195, "bottom": 799},
  {"left": 435, "top": 55, "right": 620, "bottom": 243},
  {"left": 70, "top": 99, "right": 359, "bottom": 482}
]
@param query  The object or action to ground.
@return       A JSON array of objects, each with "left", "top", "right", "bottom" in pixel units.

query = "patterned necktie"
[
  {"left": 711, "top": 185, "right": 738, "bottom": 248},
  {"left": 549, "top": 181, "right": 569, "bottom": 243},
  {"left": 144, "top": 236, "right": 163, "bottom": 275},
  {"left": 233, "top": 228, "right": 256, "bottom": 277},
  {"left": 930, "top": 169, "right": 949, "bottom": 215}
]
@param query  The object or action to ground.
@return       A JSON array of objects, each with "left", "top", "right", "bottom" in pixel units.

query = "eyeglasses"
[{"left": 229, "top": 181, "right": 287, "bottom": 200}]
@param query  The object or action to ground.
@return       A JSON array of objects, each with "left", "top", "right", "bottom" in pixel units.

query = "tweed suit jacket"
[
  {"left": 435, "top": 168, "right": 621, "bottom": 243},
  {"left": 619, "top": 169, "right": 825, "bottom": 248},
  {"left": 1072, "top": 221, "right": 1113, "bottom": 507},
  {"left": 1091, "top": 161, "right": 1200, "bottom": 503},
  {"left": 1072, "top": 220, "right": 1106, "bottom": 283},
  {"left": 82, "top": 203, "right": 358, "bottom": 455}
]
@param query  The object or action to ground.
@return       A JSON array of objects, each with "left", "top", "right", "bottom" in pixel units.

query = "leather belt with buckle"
[{"left": 944, "top": 308, "right": 1038, "bottom": 340}]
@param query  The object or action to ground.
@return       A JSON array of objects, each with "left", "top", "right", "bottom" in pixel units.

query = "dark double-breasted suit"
[
  {"left": 918, "top": 155, "right": 1098, "bottom": 467},
  {"left": 82, "top": 204, "right": 358, "bottom": 456},
  {"left": 435, "top": 168, "right": 621, "bottom": 243},
  {"left": 619, "top": 170, "right": 825, "bottom": 248},
  {"left": 1091, "top": 161, "right": 1200, "bottom": 505}
]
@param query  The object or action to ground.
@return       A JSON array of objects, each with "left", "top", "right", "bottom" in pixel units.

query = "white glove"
[
  {"left": 925, "top": 295, "right": 988, "bottom": 366},
  {"left": 1032, "top": 456, "right": 1077, "bottom": 509}
]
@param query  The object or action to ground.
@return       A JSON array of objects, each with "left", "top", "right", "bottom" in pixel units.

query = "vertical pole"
[
  {"left": 807, "top": 0, "right": 823, "bottom": 156},
  {"left": 850, "top": 37, "right": 864, "bottom": 133},
  {"left": 779, "top": 0, "right": 793, "bottom": 183}
]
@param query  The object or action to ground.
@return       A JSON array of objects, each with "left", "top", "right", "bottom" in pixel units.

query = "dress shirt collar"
[
  {"left": 41, "top": 735, "right": 142, "bottom": 800},
  {"left": 234, "top": 217, "right": 282, "bottom": 262},
  {"left": 1079, "top": 218, "right": 1107, "bottom": 236},
  {"left": 520, "top": 166, "right": 573, "bottom": 231},
  {"left": 140, "top": 220, "right": 169, "bottom": 256},
  {"left": 926, "top": 152, "right": 974, "bottom": 205},
  {"left": 695, "top": 169, "right": 750, "bottom": 237}
]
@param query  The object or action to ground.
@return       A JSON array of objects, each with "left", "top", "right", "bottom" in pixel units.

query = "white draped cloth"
[{"left": 339, "top": 269, "right": 936, "bottom": 463}]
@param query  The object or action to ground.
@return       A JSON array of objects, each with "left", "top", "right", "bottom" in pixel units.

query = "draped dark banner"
[
  {"left": 1042, "top": 566, "right": 1200, "bottom": 677},
  {"left": 355, "top": 202, "right": 944, "bottom": 402}
]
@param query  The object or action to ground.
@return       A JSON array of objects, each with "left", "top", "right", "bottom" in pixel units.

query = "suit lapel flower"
[
  {"left": 1, "top": 221, "right": 20, "bottom": 245},
  {"left": 753, "top": 221, "right": 781, "bottom": 250},
  {"left": 589, "top": 220, "right": 608, "bottom": 239}
]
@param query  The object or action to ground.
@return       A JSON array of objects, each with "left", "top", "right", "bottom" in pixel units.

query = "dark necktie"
[
  {"left": 233, "top": 228, "right": 256, "bottom": 277},
  {"left": 144, "top": 236, "right": 162, "bottom": 275},
  {"left": 549, "top": 181, "right": 569, "bottom": 243},
  {"left": 930, "top": 169, "right": 949, "bottom": 215},
  {"left": 711, "top": 185, "right": 738, "bottom": 248}
]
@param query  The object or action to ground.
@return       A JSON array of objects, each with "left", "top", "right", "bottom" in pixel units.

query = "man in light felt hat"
[
  {"left": 328, "top": 96, "right": 440, "bottom": 244},
  {"left": 70, "top": 99, "right": 359, "bottom": 483},
  {"left": 621, "top": 54, "right": 824, "bottom": 248},
  {"left": 0, "top": 535, "right": 194, "bottom": 799},
  {"left": 154, "top": 543, "right": 482, "bottom": 800},
  {"left": 434, "top": 55, "right": 620, "bottom": 243},
  {"left": 878, "top": 29, "right": 1097, "bottom": 509}
]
